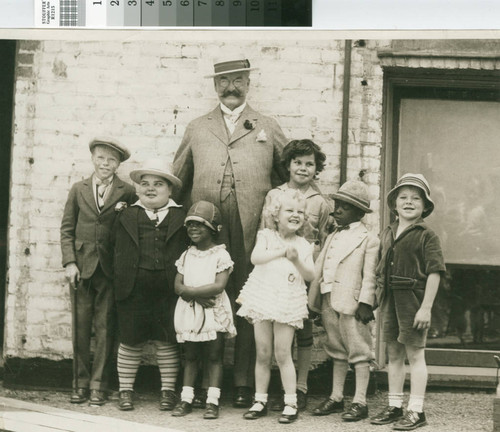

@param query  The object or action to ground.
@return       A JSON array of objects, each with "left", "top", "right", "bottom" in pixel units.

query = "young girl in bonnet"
[{"left": 172, "top": 200, "right": 236, "bottom": 420}]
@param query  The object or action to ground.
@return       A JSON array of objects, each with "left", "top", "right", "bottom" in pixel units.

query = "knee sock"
[
  {"left": 388, "top": 392, "right": 404, "bottom": 408},
  {"left": 250, "top": 393, "right": 268, "bottom": 411},
  {"left": 352, "top": 362, "right": 370, "bottom": 405},
  {"left": 330, "top": 360, "right": 348, "bottom": 402},
  {"left": 117, "top": 343, "right": 142, "bottom": 392},
  {"left": 408, "top": 395, "right": 424, "bottom": 413},
  {"left": 156, "top": 342, "right": 180, "bottom": 392},
  {"left": 207, "top": 387, "right": 221, "bottom": 406},
  {"left": 181, "top": 386, "right": 194, "bottom": 403}
]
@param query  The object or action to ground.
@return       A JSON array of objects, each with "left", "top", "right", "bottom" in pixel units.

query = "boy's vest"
[{"left": 137, "top": 210, "right": 169, "bottom": 270}]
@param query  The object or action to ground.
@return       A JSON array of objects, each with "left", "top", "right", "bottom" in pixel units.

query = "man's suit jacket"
[
  {"left": 60, "top": 175, "right": 137, "bottom": 280},
  {"left": 173, "top": 104, "right": 288, "bottom": 258},
  {"left": 308, "top": 223, "right": 380, "bottom": 316}
]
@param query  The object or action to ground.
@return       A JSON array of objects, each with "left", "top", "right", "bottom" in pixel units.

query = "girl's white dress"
[
  {"left": 174, "top": 244, "right": 237, "bottom": 342},
  {"left": 237, "top": 229, "right": 312, "bottom": 329}
]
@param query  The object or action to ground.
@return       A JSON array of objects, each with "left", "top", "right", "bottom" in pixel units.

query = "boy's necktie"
[{"left": 95, "top": 179, "right": 110, "bottom": 211}]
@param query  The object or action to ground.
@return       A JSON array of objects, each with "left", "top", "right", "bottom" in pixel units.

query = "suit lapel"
[
  {"left": 100, "top": 176, "right": 126, "bottom": 213},
  {"left": 229, "top": 104, "right": 258, "bottom": 145},
  {"left": 207, "top": 106, "right": 230, "bottom": 145},
  {"left": 120, "top": 207, "right": 140, "bottom": 246},
  {"left": 165, "top": 207, "right": 185, "bottom": 243},
  {"left": 81, "top": 177, "right": 99, "bottom": 215},
  {"left": 336, "top": 224, "right": 368, "bottom": 263}
]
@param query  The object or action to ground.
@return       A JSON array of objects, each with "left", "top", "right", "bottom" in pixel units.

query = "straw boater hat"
[
  {"left": 185, "top": 200, "right": 222, "bottom": 232},
  {"left": 129, "top": 158, "right": 182, "bottom": 190},
  {"left": 387, "top": 173, "right": 435, "bottom": 218},
  {"left": 89, "top": 137, "right": 131, "bottom": 162},
  {"left": 330, "top": 180, "right": 373, "bottom": 214},
  {"left": 204, "top": 56, "right": 258, "bottom": 78}
]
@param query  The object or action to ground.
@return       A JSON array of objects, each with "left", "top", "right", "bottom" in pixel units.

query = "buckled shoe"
[
  {"left": 278, "top": 404, "right": 298, "bottom": 424},
  {"left": 243, "top": 401, "right": 268, "bottom": 420}
]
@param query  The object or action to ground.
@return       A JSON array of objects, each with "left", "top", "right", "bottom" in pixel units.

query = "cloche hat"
[
  {"left": 387, "top": 173, "right": 435, "bottom": 218},
  {"left": 185, "top": 200, "right": 222, "bottom": 232},
  {"left": 330, "top": 180, "right": 372, "bottom": 214},
  {"left": 129, "top": 158, "right": 182, "bottom": 189}
]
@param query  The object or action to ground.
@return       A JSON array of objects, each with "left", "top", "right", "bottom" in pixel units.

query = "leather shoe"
[
  {"left": 393, "top": 411, "right": 427, "bottom": 430},
  {"left": 279, "top": 405, "right": 298, "bottom": 424},
  {"left": 203, "top": 403, "right": 219, "bottom": 419},
  {"left": 342, "top": 402, "right": 368, "bottom": 422},
  {"left": 233, "top": 386, "right": 252, "bottom": 408},
  {"left": 312, "top": 398, "right": 344, "bottom": 416},
  {"left": 89, "top": 389, "right": 106, "bottom": 406},
  {"left": 118, "top": 390, "right": 134, "bottom": 411},
  {"left": 243, "top": 401, "right": 268, "bottom": 420},
  {"left": 370, "top": 405, "right": 403, "bottom": 425},
  {"left": 159, "top": 390, "right": 178, "bottom": 411},
  {"left": 193, "top": 388, "right": 207, "bottom": 409},
  {"left": 70, "top": 388, "right": 89, "bottom": 404},
  {"left": 172, "top": 401, "right": 192, "bottom": 417}
]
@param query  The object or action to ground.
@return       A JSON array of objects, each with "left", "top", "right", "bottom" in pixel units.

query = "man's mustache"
[{"left": 222, "top": 89, "right": 241, "bottom": 98}]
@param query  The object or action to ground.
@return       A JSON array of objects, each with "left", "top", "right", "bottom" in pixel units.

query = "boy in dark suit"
[{"left": 60, "top": 138, "right": 136, "bottom": 406}]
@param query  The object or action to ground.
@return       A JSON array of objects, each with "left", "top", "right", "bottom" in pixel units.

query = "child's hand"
[
  {"left": 196, "top": 297, "right": 216, "bottom": 308},
  {"left": 285, "top": 246, "right": 299, "bottom": 262},
  {"left": 355, "top": 302, "right": 375, "bottom": 324},
  {"left": 413, "top": 306, "right": 431, "bottom": 330}
]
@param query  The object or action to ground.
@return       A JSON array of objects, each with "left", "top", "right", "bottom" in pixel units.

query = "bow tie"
[{"left": 95, "top": 177, "right": 111, "bottom": 186}]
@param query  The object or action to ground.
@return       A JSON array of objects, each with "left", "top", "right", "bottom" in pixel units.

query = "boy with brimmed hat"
[
  {"left": 308, "top": 180, "right": 379, "bottom": 423},
  {"left": 371, "top": 173, "right": 445, "bottom": 430},
  {"left": 112, "top": 158, "right": 189, "bottom": 412},
  {"left": 61, "top": 137, "right": 136, "bottom": 406}
]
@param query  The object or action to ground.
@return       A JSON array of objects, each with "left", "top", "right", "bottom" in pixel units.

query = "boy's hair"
[
  {"left": 281, "top": 139, "right": 326, "bottom": 174},
  {"left": 269, "top": 188, "right": 308, "bottom": 233}
]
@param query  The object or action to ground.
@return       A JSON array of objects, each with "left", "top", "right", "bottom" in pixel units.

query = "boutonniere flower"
[
  {"left": 256, "top": 129, "right": 267, "bottom": 142},
  {"left": 244, "top": 120, "right": 254, "bottom": 130},
  {"left": 115, "top": 202, "right": 128, "bottom": 212}
]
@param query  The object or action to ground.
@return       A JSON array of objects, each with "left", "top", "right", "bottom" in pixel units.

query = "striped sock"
[
  {"left": 155, "top": 341, "right": 180, "bottom": 392},
  {"left": 117, "top": 343, "right": 143, "bottom": 392}
]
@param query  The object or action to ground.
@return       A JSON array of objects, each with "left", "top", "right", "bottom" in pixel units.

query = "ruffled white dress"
[
  {"left": 174, "top": 244, "right": 237, "bottom": 342},
  {"left": 237, "top": 229, "right": 312, "bottom": 329}
]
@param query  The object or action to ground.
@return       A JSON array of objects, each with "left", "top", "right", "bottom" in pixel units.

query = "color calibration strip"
[{"left": 34, "top": 0, "right": 312, "bottom": 27}]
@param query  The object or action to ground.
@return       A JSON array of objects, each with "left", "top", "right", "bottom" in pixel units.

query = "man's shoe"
[
  {"left": 159, "top": 390, "right": 178, "bottom": 411},
  {"left": 89, "top": 389, "right": 106, "bottom": 406},
  {"left": 393, "top": 411, "right": 427, "bottom": 430},
  {"left": 70, "top": 388, "right": 89, "bottom": 404},
  {"left": 203, "top": 403, "right": 219, "bottom": 419},
  {"left": 312, "top": 398, "right": 344, "bottom": 416},
  {"left": 243, "top": 401, "right": 268, "bottom": 420},
  {"left": 193, "top": 388, "right": 207, "bottom": 409},
  {"left": 172, "top": 401, "right": 192, "bottom": 417},
  {"left": 370, "top": 405, "right": 404, "bottom": 425},
  {"left": 297, "top": 390, "right": 307, "bottom": 410},
  {"left": 118, "top": 390, "right": 134, "bottom": 411},
  {"left": 278, "top": 404, "right": 298, "bottom": 424},
  {"left": 342, "top": 403, "right": 368, "bottom": 422},
  {"left": 233, "top": 386, "right": 252, "bottom": 408}
]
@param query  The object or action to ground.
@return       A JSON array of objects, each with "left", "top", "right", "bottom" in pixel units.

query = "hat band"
[
  {"left": 213, "top": 59, "right": 250, "bottom": 74},
  {"left": 396, "top": 176, "right": 430, "bottom": 195},
  {"left": 336, "top": 190, "right": 370, "bottom": 208}
]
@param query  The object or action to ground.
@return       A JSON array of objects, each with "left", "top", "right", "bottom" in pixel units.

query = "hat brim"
[
  {"left": 89, "top": 140, "right": 130, "bottom": 162},
  {"left": 330, "top": 193, "right": 372, "bottom": 213},
  {"left": 130, "top": 169, "right": 182, "bottom": 189},
  {"left": 204, "top": 67, "right": 259, "bottom": 78},
  {"left": 387, "top": 183, "right": 435, "bottom": 218},
  {"left": 184, "top": 215, "right": 217, "bottom": 232}
]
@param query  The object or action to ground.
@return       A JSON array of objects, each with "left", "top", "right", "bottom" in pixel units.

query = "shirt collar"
[
  {"left": 278, "top": 182, "right": 319, "bottom": 199},
  {"left": 132, "top": 198, "right": 182, "bottom": 212},
  {"left": 220, "top": 102, "right": 246, "bottom": 117},
  {"left": 93, "top": 174, "right": 114, "bottom": 186}
]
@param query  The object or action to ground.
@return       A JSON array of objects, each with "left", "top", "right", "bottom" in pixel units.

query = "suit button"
[{"left": 217, "top": 180, "right": 221, "bottom": 184}]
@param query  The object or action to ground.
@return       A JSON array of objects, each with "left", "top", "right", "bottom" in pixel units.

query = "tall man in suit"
[
  {"left": 61, "top": 138, "right": 136, "bottom": 406},
  {"left": 173, "top": 57, "right": 288, "bottom": 407}
]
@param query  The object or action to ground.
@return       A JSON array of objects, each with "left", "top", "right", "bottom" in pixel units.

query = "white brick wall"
[{"left": 8, "top": 35, "right": 497, "bottom": 363}]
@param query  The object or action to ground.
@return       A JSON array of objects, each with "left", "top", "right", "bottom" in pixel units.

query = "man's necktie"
[{"left": 95, "top": 179, "right": 110, "bottom": 211}]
